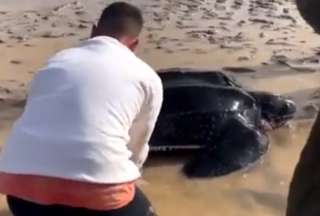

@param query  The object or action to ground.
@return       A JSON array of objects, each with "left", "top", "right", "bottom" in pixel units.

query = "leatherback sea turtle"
[{"left": 149, "top": 68, "right": 296, "bottom": 178}]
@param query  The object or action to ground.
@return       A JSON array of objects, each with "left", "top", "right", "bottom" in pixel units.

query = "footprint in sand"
[{"left": 10, "top": 60, "right": 22, "bottom": 65}]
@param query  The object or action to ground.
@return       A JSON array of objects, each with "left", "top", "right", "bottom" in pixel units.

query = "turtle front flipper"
[{"left": 182, "top": 118, "right": 269, "bottom": 178}]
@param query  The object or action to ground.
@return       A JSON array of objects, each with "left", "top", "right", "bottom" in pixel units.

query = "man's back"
[
  {"left": 0, "top": 36, "right": 163, "bottom": 184},
  {"left": 1, "top": 3, "right": 162, "bottom": 215}
]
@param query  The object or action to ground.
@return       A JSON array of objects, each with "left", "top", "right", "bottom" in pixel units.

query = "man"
[
  {"left": 287, "top": 0, "right": 320, "bottom": 215},
  {"left": 0, "top": 2, "right": 163, "bottom": 216}
]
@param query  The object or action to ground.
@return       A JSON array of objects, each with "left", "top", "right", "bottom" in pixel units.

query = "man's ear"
[
  {"left": 128, "top": 38, "right": 139, "bottom": 51},
  {"left": 91, "top": 24, "right": 98, "bottom": 38}
]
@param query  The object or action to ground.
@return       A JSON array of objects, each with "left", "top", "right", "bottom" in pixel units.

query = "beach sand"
[{"left": 0, "top": 0, "right": 320, "bottom": 215}]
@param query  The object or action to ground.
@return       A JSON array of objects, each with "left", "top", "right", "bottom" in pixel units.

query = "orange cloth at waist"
[{"left": 0, "top": 172, "right": 135, "bottom": 211}]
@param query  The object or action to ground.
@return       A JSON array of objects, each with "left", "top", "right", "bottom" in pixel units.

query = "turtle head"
[{"left": 250, "top": 91, "right": 296, "bottom": 130}]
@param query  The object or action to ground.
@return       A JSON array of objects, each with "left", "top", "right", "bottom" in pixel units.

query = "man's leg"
[
  {"left": 92, "top": 187, "right": 157, "bottom": 216},
  {"left": 7, "top": 196, "right": 62, "bottom": 216},
  {"left": 7, "top": 187, "right": 157, "bottom": 216}
]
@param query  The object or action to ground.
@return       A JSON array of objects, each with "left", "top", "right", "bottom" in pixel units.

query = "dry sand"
[{"left": 0, "top": 0, "right": 320, "bottom": 215}]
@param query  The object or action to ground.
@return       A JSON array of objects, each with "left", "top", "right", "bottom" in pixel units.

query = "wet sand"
[
  {"left": 0, "top": 0, "right": 320, "bottom": 215},
  {"left": 142, "top": 122, "right": 312, "bottom": 216}
]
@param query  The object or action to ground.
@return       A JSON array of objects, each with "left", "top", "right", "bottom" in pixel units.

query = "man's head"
[
  {"left": 92, "top": 2, "right": 144, "bottom": 51},
  {"left": 296, "top": 0, "right": 320, "bottom": 33}
]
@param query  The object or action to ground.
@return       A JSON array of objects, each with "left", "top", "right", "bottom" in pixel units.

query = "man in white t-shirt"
[{"left": 0, "top": 2, "right": 163, "bottom": 216}]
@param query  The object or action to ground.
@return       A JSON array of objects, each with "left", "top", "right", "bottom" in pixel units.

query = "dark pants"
[{"left": 7, "top": 188, "right": 156, "bottom": 216}]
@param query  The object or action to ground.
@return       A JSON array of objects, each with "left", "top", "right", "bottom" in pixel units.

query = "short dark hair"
[{"left": 97, "top": 2, "right": 143, "bottom": 37}]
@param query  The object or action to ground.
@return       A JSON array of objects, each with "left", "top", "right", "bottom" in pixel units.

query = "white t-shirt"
[{"left": 0, "top": 36, "right": 163, "bottom": 184}]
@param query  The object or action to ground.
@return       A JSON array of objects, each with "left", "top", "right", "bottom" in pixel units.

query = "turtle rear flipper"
[{"left": 182, "top": 118, "right": 269, "bottom": 178}]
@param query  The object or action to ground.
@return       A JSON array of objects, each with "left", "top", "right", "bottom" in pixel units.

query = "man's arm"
[
  {"left": 287, "top": 113, "right": 320, "bottom": 216},
  {"left": 128, "top": 77, "right": 163, "bottom": 168}
]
